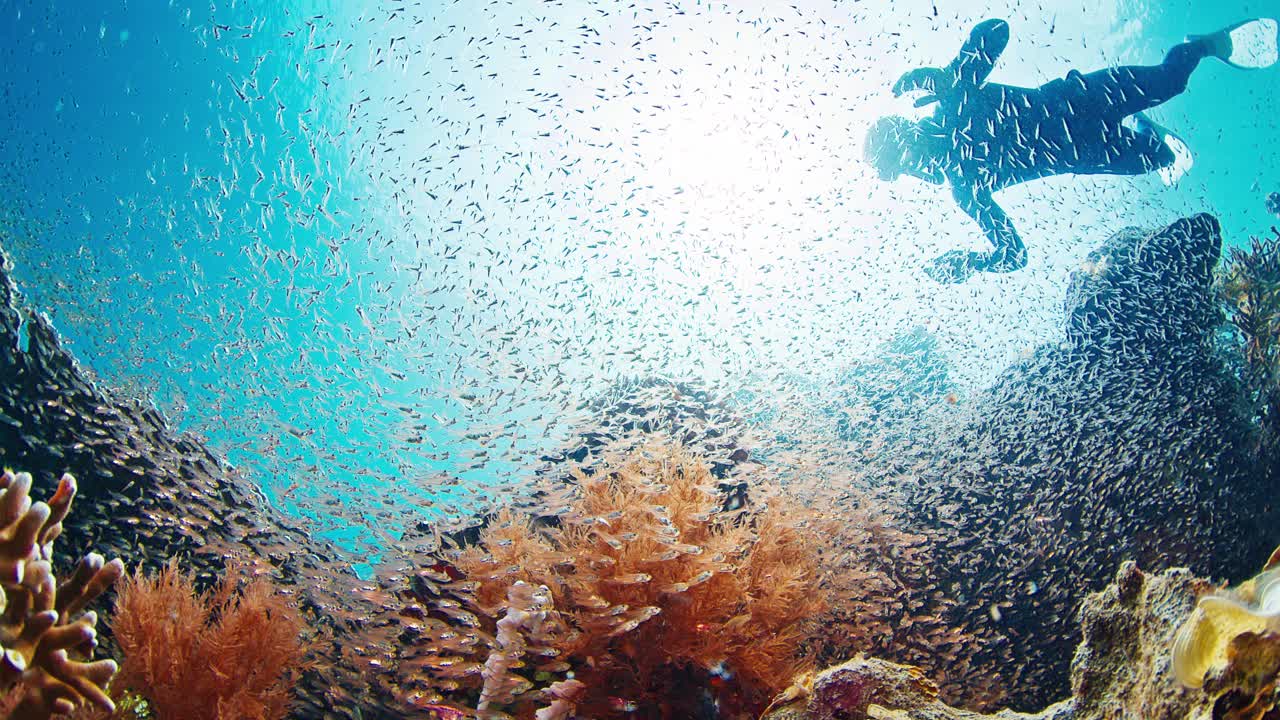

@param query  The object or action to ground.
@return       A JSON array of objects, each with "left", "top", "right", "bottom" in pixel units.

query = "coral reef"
[
  {"left": 1066, "top": 561, "right": 1207, "bottom": 720},
  {"left": 476, "top": 582, "right": 565, "bottom": 712},
  {"left": 391, "top": 378, "right": 758, "bottom": 595},
  {"left": 534, "top": 678, "right": 586, "bottom": 720},
  {"left": 1170, "top": 553, "right": 1280, "bottom": 715},
  {"left": 0, "top": 247, "right": 401, "bottom": 719},
  {"left": 1220, "top": 228, "right": 1280, "bottom": 455},
  {"left": 510, "top": 379, "right": 757, "bottom": 542},
  {"left": 0, "top": 470, "right": 122, "bottom": 719},
  {"left": 106, "top": 560, "right": 308, "bottom": 720},
  {"left": 3, "top": 205, "right": 1278, "bottom": 720},
  {"left": 760, "top": 656, "right": 1068, "bottom": 720},
  {"left": 749, "top": 458, "right": 990, "bottom": 706}
]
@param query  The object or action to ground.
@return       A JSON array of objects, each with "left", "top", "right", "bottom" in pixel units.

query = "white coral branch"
[{"left": 477, "top": 581, "right": 556, "bottom": 712}]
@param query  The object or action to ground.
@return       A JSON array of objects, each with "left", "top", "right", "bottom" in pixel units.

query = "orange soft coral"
[
  {"left": 107, "top": 560, "right": 308, "bottom": 720},
  {"left": 442, "top": 446, "right": 831, "bottom": 718}
]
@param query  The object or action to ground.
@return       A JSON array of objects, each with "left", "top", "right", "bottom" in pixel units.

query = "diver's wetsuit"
[{"left": 898, "top": 19, "right": 1216, "bottom": 278}]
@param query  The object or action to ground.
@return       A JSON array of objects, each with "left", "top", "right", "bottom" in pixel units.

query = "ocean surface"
[{"left": 1, "top": 0, "right": 1278, "bottom": 570}]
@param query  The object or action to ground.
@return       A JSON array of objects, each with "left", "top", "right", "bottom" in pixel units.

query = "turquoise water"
[{"left": 1, "top": 0, "right": 1277, "bottom": 563}]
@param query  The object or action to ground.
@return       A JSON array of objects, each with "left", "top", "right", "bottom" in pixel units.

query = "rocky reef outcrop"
[{"left": 0, "top": 251, "right": 323, "bottom": 584}]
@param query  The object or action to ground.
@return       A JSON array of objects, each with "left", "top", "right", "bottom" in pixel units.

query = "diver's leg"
[
  {"left": 1077, "top": 123, "right": 1189, "bottom": 186},
  {"left": 1065, "top": 38, "right": 1215, "bottom": 120},
  {"left": 1100, "top": 126, "right": 1176, "bottom": 176}
]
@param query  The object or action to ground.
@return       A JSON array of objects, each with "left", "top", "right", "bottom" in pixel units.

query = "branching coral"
[
  {"left": 421, "top": 446, "right": 831, "bottom": 718},
  {"left": 107, "top": 560, "right": 308, "bottom": 720},
  {"left": 1222, "top": 234, "right": 1280, "bottom": 363},
  {"left": 0, "top": 470, "right": 122, "bottom": 720}
]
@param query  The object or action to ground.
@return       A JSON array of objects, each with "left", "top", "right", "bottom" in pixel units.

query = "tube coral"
[
  {"left": 534, "top": 678, "right": 585, "bottom": 720},
  {"left": 0, "top": 470, "right": 122, "bottom": 720},
  {"left": 108, "top": 560, "right": 308, "bottom": 720},
  {"left": 477, "top": 581, "right": 564, "bottom": 712}
]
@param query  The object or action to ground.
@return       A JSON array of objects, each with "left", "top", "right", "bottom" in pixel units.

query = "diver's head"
[{"left": 864, "top": 115, "right": 913, "bottom": 181}]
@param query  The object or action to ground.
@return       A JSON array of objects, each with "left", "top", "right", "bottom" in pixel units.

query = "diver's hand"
[
  {"left": 926, "top": 250, "right": 981, "bottom": 284},
  {"left": 892, "top": 67, "right": 946, "bottom": 97}
]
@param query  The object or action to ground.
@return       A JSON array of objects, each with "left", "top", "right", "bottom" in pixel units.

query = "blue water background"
[{"left": 0, "top": 0, "right": 1277, "bottom": 566}]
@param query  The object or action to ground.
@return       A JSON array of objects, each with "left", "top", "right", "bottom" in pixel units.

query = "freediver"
[{"left": 864, "top": 18, "right": 1280, "bottom": 283}]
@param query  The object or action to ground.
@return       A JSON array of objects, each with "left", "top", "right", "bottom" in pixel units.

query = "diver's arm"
[
  {"left": 945, "top": 19, "right": 1010, "bottom": 87},
  {"left": 892, "top": 67, "right": 950, "bottom": 107},
  {"left": 894, "top": 19, "right": 1008, "bottom": 107},
  {"left": 893, "top": 67, "right": 945, "bottom": 95},
  {"left": 952, "top": 184, "right": 1026, "bottom": 272}
]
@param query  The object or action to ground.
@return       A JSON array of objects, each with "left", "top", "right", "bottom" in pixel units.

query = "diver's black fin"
[{"left": 1187, "top": 18, "right": 1279, "bottom": 69}]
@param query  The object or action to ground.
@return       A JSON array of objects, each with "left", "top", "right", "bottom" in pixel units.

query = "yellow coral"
[
  {"left": 1172, "top": 553, "right": 1280, "bottom": 689},
  {"left": 0, "top": 470, "right": 123, "bottom": 719}
]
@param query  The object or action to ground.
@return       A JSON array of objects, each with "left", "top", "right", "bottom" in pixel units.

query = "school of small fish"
[{"left": 0, "top": 0, "right": 1267, "bottom": 561}]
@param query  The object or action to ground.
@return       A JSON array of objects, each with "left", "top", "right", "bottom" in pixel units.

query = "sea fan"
[
  {"left": 106, "top": 560, "right": 308, "bottom": 720},
  {"left": 1220, "top": 230, "right": 1280, "bottom": 446},
  {"left": 1222, "top": 232, "right": 1280, "bottom": 379}
]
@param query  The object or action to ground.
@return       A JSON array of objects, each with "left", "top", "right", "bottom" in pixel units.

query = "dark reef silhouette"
[{"left": 878, "top": 214, "right": 1278, "bottom": 709}]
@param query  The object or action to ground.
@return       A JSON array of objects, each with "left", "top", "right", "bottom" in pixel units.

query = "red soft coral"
[{"left": 108, "top": 561, "right": 308, "bottom": 720}]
